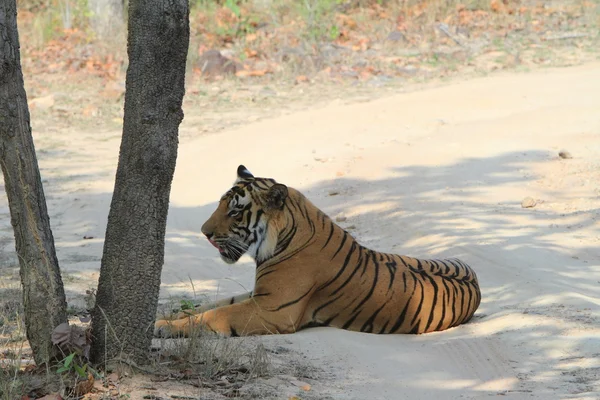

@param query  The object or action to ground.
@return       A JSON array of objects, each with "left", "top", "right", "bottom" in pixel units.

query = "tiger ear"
[
  {"left": 266, "top": 184, "right": 288, "bottom": 210},
  {"left": 235, "top": 165, "right": 254, "bottom": 183}
]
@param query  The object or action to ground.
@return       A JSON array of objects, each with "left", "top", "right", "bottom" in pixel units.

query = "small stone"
[
  {"left": 455, "top": 26, "right": 470, "bottom": 37},
  {"left": 558, "top": 150, "right": 572, "bottom": 159},
  {"left": 220, "top": 49, "right": 236, "bottom": 59},
  {"left": 258, "top": 87, "right": 277, "bottom": 98},
  {"left": 335, "top": 216, "right": 347, "bottom": 222},
  {"left": 396, "top": 66, "right": 419, "bottom": 76},
  {"left": 197, "top": 49, "right": 240, "bottom": 77},
  {"left": 386, "top": 30, "right": 405, "bottom": 42},
  {"left": 328, "top": 191, "right": 339, "bottom": 196},
  {"left": 505, "top": 53, "right": 520, "bottom": 67},
  {"left": 345, "top": 225, "right": 356, "bottom": 230},
  {"left": 521, "top": 197, "right": 537, "bottom": 208}
]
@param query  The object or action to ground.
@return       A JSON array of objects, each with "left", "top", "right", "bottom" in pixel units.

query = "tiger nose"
[{"left": 201, "top": 224, "right": 213, "bottom": 239}]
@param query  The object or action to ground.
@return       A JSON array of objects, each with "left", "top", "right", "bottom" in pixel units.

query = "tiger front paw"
[{"left": 154, "top": 319, "right": 186, "bottom": 338}]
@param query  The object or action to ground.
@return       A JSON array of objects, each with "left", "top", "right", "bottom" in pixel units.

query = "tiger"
[{"left": 154, "top": 165, "right": 481, "bottom": 337}]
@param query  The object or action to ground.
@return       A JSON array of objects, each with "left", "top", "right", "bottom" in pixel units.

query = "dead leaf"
[
  {"left": 289, "top": 378, "right": 311, "bottom": 391},
  {"left": 337, "top": 14, "right": 357, "bottom": 29},
  {"left": 102, "top": 81, "right": 126, "bottom": 101},
  {"left": 244, "top": 48, "right": 258, "bottom": 58},
  {"left": 82, "top": 105, "right": 98, "bottom": 117},
  {"left": 351, "top": 38, "right": 370, "bottom": 52},
  {"left": 356, "top": 65, "right": 377, "bottom": 80},
  {"left": 51, "top": 323, "right": 71, "bottom": 347},
  {"left": 108, "top": 372, "right": 119, "bottom": 383},
  {"left": 93, "top": 379, "right": 107, "bottom": 392},
  {"left": 490, "top": 0, "right": 505, "bottom": 13},
  {"left": 74, "top": 373, "right": 94, "bottom": 396},
  {"left": 181, "top": 368, "right": 196, "bottom": 378},
  {"left": 295, "top": 75, "right": 309, "bottom": 84},
  {"left": 51, "top": 323, "right": 90, "bottom": 359}
]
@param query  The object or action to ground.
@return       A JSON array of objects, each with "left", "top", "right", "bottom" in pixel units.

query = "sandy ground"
[{"left": 2, "top": 63, "right": 600, "bottom": 399}]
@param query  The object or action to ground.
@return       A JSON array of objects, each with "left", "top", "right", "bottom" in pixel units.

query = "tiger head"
[{"left": 200, "top": 165, "right": 289, "bottom": 264}]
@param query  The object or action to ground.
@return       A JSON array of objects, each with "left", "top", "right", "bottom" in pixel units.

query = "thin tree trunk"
[
  {"left": 90, "top": 0, "right": 190, "bottom": 364},
  {"left": 88, "top": 0, "right": 125, "bottom": 41},
  {"left": 0, "top": 0, "right": 68, "bottom": 366}
]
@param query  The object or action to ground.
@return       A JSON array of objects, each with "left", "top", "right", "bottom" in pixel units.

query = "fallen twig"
[
  {"left": 437, "top": 23, "right": 468, "bottom": 48},
  {"left": 111, "top": 357, "right": 156, "bottom": 374},
  {"left": 543, "top": 33, "right": 589, "bottom": 41}
]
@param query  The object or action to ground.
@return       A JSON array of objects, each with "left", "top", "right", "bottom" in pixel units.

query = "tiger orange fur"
[{"left": 154, "top": 165, "right": 481, "bottom": 337}]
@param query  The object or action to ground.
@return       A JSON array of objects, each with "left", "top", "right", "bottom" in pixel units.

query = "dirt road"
[
  {"left": 166, "top": 63, "right": 600, "bottom": 399},
  {"left": 2, "top": 63, "right": 599, "bottom": 399}
]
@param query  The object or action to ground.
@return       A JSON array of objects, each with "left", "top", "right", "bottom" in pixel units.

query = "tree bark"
[
  {"left": 0, "top": 0, "right": 68, "bottom": 366},
  {"left": 90, "top": 0, "right": 189, "bottom": 364}
]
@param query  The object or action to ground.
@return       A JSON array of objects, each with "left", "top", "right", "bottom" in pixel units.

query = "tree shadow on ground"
[
  {"left": 0, "top": 147, "right": 598, "bottom": 398},
  {"left": 291, "top": 150, "right": 600, "bottom": 398}
]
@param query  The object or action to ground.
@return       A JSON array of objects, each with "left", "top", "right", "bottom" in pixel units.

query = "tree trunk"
[
  {"left": 90, "top": 0, "right": 189, "bottom": 364},
  {"left": 0, "top": 0, "right": 68, "bottom": 366},
  {"left": 88, "top": 0, "right": 125, "bottom": 41}
]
